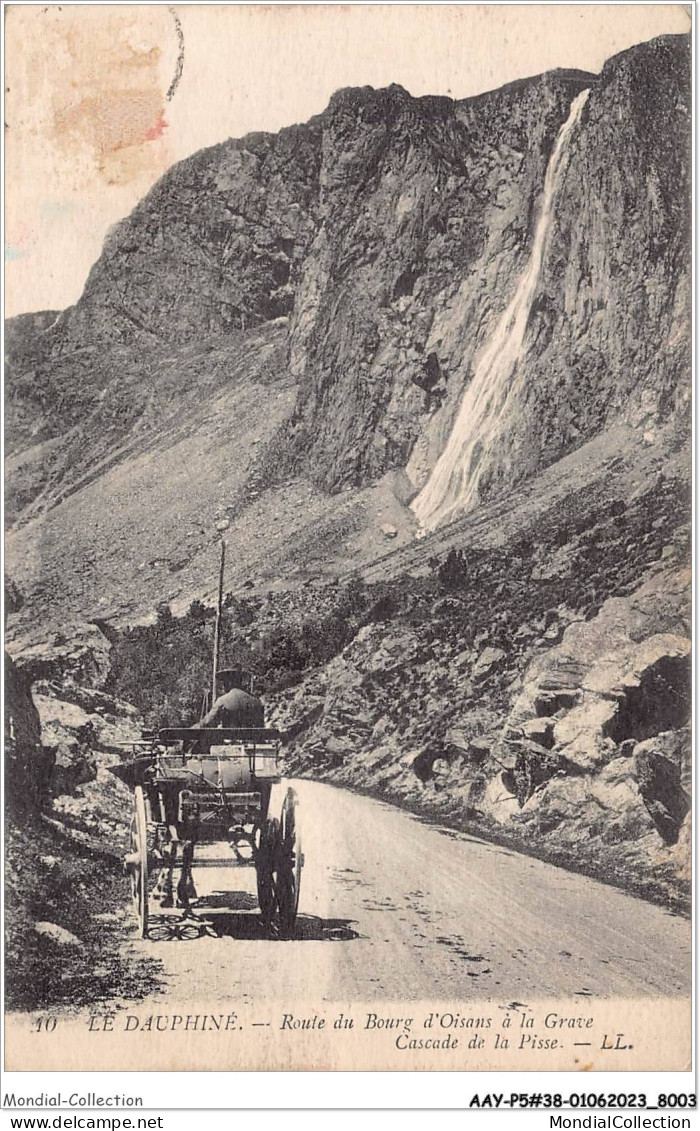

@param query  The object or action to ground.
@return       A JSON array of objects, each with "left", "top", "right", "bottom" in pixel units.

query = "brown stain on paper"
[
  {"left": 54, "top": 88, "right": 167, "bottom": 185},
  {"left": 50, "top": 16, "right": 167, "bottom": 186},
  {"left": 9, "top": 6, "right": 174, "bottom": 188}
]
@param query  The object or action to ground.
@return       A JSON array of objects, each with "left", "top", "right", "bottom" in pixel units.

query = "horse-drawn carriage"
[
  {"left": 119, "top": 545, "right": 302, "bottom": 939},
  {"left": 123, "top": 724, "right": 302, "bottom": 939}
]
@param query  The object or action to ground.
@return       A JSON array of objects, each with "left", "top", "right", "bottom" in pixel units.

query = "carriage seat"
[{"left": 154, "top": 728, "right": 282, "bottom": 791}]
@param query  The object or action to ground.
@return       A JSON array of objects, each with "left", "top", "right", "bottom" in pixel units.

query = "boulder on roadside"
[
  {"left": 8, "top": 622, "right": 113, "bottom": 689},
  {"left": 34, "top": 921, "right": 85, "bottom": 950},
  {"left": 480, "top": 772, "right": 520, "bottom": 823},
  {"left": 521, "top": 716, "right": 556, "bottom": 748},
  {"left": 633, "top": 729, "right": 691, "bottom": 844},
  {"left": 50, "top": 742, "right": 97, "bottom": 796},
  {"left": 472, "top": 646, "right": 507, "bottom": 682}
]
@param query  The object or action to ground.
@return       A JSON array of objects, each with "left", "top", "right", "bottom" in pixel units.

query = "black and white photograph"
[{"left": 3, "top": 2, "right": 692, "bottom": 1074}]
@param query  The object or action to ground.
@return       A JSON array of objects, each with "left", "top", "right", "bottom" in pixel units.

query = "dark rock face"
[
  {"left": 4, "top": 653, "right": 54, "bottom": 813},
  {"left": 604, "top": 651, "right": 691, "bottom": 745},
  {"left": 286, "top": 72, "right": 593, "bottom": 489},
  {"left": 74, "top": 122, "right": 323, "bottom": 345},
  {"left": 4, "top": 579, "right": 56, "bottom": 812},
  {"left": 634, "top": 730, "right": 690, "bottom": 844}
]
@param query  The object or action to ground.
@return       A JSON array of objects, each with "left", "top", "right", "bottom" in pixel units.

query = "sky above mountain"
[{"left": 5, "top": 3, "right": 690, "bottom": 318}]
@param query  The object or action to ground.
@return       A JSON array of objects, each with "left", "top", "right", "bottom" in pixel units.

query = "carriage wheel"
[
  {"left": 128, "top": 786, "right": 149, "bottom": 938},
  {"left": 276, "top": 788, "right": 302, "bottom": 939},
  {"left": 256, "top": 816, "right": 279, "bottom": 931}
]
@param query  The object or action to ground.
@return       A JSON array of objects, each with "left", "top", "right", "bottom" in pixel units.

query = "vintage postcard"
[{"left": 3, "top": 3, "right": 692, "bottom": 1074}]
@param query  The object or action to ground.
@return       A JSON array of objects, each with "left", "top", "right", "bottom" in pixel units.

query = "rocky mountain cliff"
[{"left": 5, "top": 33, "right": 690, "bottom": 628}]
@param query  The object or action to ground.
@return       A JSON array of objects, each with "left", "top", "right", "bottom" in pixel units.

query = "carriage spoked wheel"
[
  {"left": 126, "top": 785, "right": 150, "bottom": 939},
  {"left": 256, "top": 816, "right": 279, "bottom": 931},
  {"left": 255, "top": 788, "right": 303, "bottom": 939},
  {"left": 277, "top": 787, "right": 302, "bottom": 937}
]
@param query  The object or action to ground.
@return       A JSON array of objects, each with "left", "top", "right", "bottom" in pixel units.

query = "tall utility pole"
[{"left": 212, "top": 540, "right": 226, "bottom": 704}]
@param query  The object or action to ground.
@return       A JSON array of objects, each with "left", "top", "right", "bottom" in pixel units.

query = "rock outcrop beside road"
[
  {"left": 272, "top": 495, "right": 691, "bottom": 910},
  {"left": 5, "top": 613, "right": 156, "bottom": 1012}
]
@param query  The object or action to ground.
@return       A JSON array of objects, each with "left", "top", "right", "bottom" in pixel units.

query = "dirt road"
[{"left": 124, "top": 779, "right": 689, "bottom": 1004}]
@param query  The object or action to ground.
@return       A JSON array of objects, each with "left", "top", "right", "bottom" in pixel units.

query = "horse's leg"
[
  {"left": 160, "top": 841, "right": 177, "bottom": 908},
  {"left": 185, "top": 852, "right": 198, "bottom": 901},
  {"left": 177, "top": 839, "right": 196, "bottom": 914},
  {"left": 260, "top": 783, "right": 272, "bottom": 822}
]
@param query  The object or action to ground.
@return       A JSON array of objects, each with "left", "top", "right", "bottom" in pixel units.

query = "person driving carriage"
[{"left": 197, "top": 668, "right": 264, "bottom": 729}]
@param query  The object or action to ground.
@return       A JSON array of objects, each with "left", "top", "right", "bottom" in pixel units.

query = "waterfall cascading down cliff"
[{"left": 411, "top": 89, "right": 591, "bottom": 530}]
